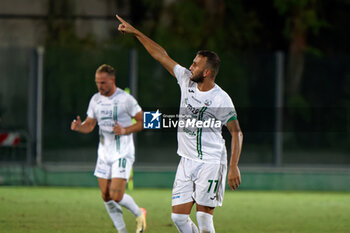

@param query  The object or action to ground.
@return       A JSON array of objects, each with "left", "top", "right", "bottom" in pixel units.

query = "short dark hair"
[
  {"left": 197, "top": 50, "right": 220, "bottom": 78},
  {"left": 96, "top": 64, "right": 115, "bottom": 76}
]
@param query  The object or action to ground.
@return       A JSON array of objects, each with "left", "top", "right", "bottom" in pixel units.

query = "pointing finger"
[{"left": 116, "top": 14, "right": 126, "bottom": 23}]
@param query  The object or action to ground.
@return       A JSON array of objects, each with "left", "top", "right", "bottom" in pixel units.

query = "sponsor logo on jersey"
[
  {"left": 143, "top": 110, "right": 161, "bottom": 129},
  {"left": 188, "top": 88, "right": 195, "bottom": 93},
  {"left": 97, "top": 169, "right": 107, "bottom": 175},
  {"left": 191, "top": 96, "right": 201, "bottom": 104},
  {"left": 100, "top": 109, "right": 113, "bottom": 118},
  {"left": 186, "top": 103, "right": 200, "bottom": 114}
]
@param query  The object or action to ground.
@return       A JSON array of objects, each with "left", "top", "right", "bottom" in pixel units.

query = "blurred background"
[{"left": 0, "top": 0, "right": 349, "bottom": 190}]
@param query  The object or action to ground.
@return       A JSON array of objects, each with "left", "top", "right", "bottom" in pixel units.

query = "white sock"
[
  {"left": 196, "top": 211, "right": 215, "bottom": 233},
  {"left": 118, "top": 193, "right": 142, "bottom": 217},
  {"left": 104, "top": 200, "right": 128, "bottom": 233},
  {"left": 171, "top": 213, "right": 199, "bottom": 233}
]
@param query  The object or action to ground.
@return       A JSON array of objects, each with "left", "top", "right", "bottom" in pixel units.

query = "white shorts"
[
  {"left": 172, "top": 157, "right": 227, "bottom": 208},
  {"left": 94, "top": 155, "right": 133, "bottom": 181}
]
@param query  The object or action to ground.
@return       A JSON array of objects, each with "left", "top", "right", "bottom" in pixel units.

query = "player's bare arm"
[
  {"left": 113, "top": 110, "right": 143, "bottom": 135},
  {"left": 116, "top": 14, "right": 178, "bottom": 76},
  {"left": 226, "top": 119, "right": 243, "bottom": 191},
  {"left": 71, "top": 116, "right": 97, "bottom": 133}
]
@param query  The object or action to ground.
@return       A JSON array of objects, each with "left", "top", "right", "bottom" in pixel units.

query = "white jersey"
[
  {"left": 174, "top": 64, "right": 237, "bottom": 164},
  {"left": 87, "top": 88, "right": 142, "bottom": 161}
]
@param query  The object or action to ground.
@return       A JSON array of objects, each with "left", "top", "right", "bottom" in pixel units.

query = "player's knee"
[
  {"left": 109, "top": 190, "right": 124, "bottom": 202},
  {"left": 171, "top": 213, "right": 189, "bottom": 226},
  {"left": 101, "top": 192, "right": 110, "bottom": 202},
  {"left": 197, "top": 211, "right": 214, "bottom": 233}
]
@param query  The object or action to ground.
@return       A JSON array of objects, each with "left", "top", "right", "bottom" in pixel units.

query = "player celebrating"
[
  {"left": 71, "top": 64, "right": 146, "bottom": 233},
  {"left": 116, "top": 15, "right": 243, "bottom": 233}
]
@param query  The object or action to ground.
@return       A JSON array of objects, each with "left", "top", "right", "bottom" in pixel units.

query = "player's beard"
[
  {"left": 190, "top": 70, "right": 205, "bottom": 83},
  {"left": 99, "top": 87, "right": 111, "bottom": 96}
]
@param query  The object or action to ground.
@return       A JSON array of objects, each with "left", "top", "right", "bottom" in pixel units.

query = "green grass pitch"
[{"left": 0, "top": 187, "right": 349, "bottom": 233}]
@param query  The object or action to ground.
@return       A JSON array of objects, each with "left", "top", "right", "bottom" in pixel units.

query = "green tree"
[
  {"left": 274, "top": 0, "right": 327, "bottom": 99},
  {"left": 46, "top": 0, "right": 96, "bottom": 47}
]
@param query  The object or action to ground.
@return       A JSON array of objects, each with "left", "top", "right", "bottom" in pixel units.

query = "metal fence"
[{"left": 0, "top": 46, "right": 349, "bottom": 186}]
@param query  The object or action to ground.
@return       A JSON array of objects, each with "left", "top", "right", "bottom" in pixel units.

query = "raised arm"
[
  {"left": 226, "top": 119, "right": 243, "bottom": 191},
  {"left": 116, "top": 15, "right": 178, "bottom": 77}
]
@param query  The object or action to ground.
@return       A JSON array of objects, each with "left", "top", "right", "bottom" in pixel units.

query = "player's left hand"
[
  {"left": 228, "top": 166, "right": 241, "bottom": 191},
  {"left": 113, "top": 121, "right": 127, "bottom": 135}
]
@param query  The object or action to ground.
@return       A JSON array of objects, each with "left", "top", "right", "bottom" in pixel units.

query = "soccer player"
[
  {"left": 116, "top": 15, "right": 243, "bottom": 233},
  {"left": 71, "top": 64, "right": 146, "bottom": 233}
]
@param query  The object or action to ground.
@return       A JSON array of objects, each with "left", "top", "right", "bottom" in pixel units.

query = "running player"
[
  {"left": 71, "top": 64, "right": 146, "bottom": 233},
  {"left": 116, "top": 15, "right": 243, "bottom": 233}
]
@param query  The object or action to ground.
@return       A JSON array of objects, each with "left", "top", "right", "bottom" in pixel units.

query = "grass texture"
[{"left": 0, "top": 187, "right": 349, "bottom": 233}]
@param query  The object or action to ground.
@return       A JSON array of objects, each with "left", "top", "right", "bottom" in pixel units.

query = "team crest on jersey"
[{"left": 204, "top": 99, "right": 212, "bottom": 106}]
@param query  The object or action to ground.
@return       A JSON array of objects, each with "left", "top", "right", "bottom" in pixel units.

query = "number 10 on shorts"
[
  {"left": 118, "top": 158, "right": 126, "bottom": 168},
  {"left": 207, "top": 179, "right": 218, "bottom": 193}
]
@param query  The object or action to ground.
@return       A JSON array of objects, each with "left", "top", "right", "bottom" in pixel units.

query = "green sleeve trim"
[{"left": 227, "top": 115, "right": 237, "bottom": 123}]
